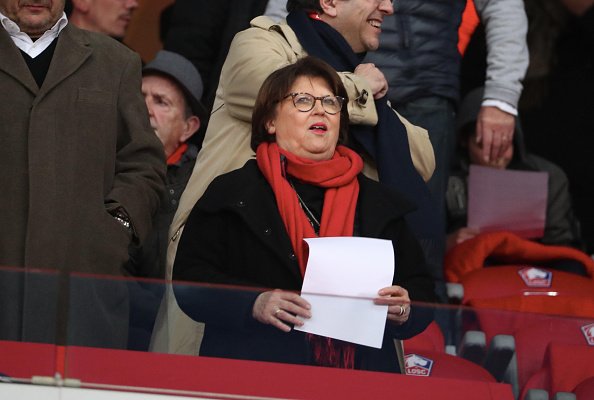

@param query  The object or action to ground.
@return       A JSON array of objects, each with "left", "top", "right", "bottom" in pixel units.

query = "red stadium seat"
[
  {"left": 459, "top": 266, "right": 594, "bottom": 347},
  {"left": 546, "top": 344, "right": 594, "bottom": 394},
  {"left": 403, "top": 321, "right": 446, "bottom": 353},
  {"left": 520, "top": 344, "right": 594, "bottom": 399},
  {"left": 461, "top": 266, "right": 594, "bottom": 320},
  {"left": 403, "top": 321, "right": 497, "bottom": 383},
  {"left": 404, "top": 350, "right": 496, "bottom": 382},
  {"left": 513, "top": 318, "right": 594, "bottom": 391},
  {"left": 444, "top": 232, "right": 594, "bottom": 342},
  {"left": 573, "top": 376, "right": 594, "bottom": 399}
]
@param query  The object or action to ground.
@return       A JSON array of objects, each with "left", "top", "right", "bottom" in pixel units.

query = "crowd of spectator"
[{"left": 1, "top": 0, "right": 593, "bottom": 375}]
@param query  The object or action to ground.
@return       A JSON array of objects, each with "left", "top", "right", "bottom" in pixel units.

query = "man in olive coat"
[{"left": 0, "top": 0, "right": 165, "bottom": 347}]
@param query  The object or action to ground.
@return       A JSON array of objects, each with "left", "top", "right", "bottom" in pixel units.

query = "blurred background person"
[
  {"left": 446, "top": 87, "right": 584, "bottom": 273},
  {"left": 520, "top": 0, "right": 594, "bottom": 255},
  {"left": 68, "top": 0, "right": 138, "bottom": 40},
  {"left": 173, "top": 57, "right": 435, "bottom": 370},
  {"left": 126, "top": 50, "right": 204, "bottom": 350},
  {"left": 163, "top": 0, "right": 288, "bottom": 111},
  {"left": 129, "top": 50, "right": 205, "bottom": 279},
  {"left": 461, "top": 0, "right": 594, "bottom": 255}
]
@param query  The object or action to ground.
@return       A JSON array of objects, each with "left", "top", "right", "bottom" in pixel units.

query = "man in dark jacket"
[
  {"left": 133, "top": 50, "right": 205, "bottom": 279},
  {"left": 520, "top": 0, "right": 594, "bottom": 255},
  {"left": 0, "top": 0, "right": 165, "bottom": 346},
  {"left": 163, "top": 0, "right": 287, "bottom": 111},
  {"left": 125, "top": 50, "right": 204, "bottom": 350}
]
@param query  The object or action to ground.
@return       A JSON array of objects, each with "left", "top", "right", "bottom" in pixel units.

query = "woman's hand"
[
  {"left": 252, "top": 289, "right": 311, "bottom": 332},
  {"left": 374, "top": 285, "right": 411, "bottom": 325}
]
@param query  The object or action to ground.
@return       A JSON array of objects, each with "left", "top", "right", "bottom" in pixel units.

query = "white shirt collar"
[{"left": 0, "top": 11, "right": 68, "bottom": 58}]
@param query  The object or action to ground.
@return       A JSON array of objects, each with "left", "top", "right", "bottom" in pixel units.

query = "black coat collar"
[{"left": 199, "top": 159, "right": 416, "bottom": 236}]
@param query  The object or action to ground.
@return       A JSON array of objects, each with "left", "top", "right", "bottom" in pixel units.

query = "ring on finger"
[
  {"left": 398, "top": 305, "right": 406, "bottom": 317},
  {"left": 274, "top": 308, "right": 282, "bottom": 317}
]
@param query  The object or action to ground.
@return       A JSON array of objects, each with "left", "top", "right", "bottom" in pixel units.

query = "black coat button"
[
  {"left": 264, "top": 228, "right": 272, "bottom": 235},
  {"left": 237, "top": 200, "right": 246, "bottom": 207},
  {"left": 288, "top": 252, "right": 297, "bottom": 260}
]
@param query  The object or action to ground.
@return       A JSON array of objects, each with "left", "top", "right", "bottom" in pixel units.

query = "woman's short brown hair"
[{"left": 251, "top": 56, "right": 350, "bottom": 151}]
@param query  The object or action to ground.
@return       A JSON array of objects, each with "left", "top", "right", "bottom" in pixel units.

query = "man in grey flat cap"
[{"left": 129, "top": 50, "right": 205, "bottom": 279}]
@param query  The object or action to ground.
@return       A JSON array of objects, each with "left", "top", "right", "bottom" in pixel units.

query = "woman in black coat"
[{"left": 173, "top": 57, "right": 436, "bottom": 372}]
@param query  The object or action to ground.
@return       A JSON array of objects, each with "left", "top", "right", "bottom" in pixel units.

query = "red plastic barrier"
[
  {"left": 0, "top": 340, "right": 57, "bottom": 380},
  {"left": 63, "top": 346, "right": 513, "bottom": 399}
]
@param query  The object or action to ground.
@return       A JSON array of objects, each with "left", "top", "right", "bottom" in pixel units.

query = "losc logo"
[
  {"left": 404, "top": 354, "right": 433, "bottom": 377},
  {"left": 518, "top": 267, "right": 552, "bottom": 288},
  {"left": 581, "top": 323, "right": 594, "bottom": 346}
]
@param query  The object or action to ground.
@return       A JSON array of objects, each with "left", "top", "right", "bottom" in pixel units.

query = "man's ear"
[
  {"left": 71, "top": 0, "right": 92, "bottom": 13},
  {"left": 180, "top": 116, "right": 200, "bottom": 143},
  {"left": 319, "top": 0, "right": 339, "bottom": 18}
]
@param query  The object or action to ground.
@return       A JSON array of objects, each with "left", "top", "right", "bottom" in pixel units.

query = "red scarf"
[
  {"left": 167, "top": 143, "right": 188, "bottom": 166},
  {"left": 256, "top": 142, "right": 363, "bottom": 368}
]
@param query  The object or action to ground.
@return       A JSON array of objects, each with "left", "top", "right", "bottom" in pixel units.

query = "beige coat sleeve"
[
  {"left": 339, "top": 72, "right": 378, "bottom": 126},
  {"left": 397, "top": 110, "right": 435, "bottom": 182}
]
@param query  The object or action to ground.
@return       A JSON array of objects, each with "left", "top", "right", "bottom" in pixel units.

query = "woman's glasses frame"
[{"left": 282, "top": 92, "right": 345, "bottom": 115}]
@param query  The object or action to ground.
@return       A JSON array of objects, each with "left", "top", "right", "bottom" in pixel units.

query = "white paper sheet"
[{"left": 295, "top": 237, "right": 394, "bottom": 348}]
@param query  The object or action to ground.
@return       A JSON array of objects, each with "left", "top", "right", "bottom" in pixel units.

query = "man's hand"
[
  {"left": 475, "top": 106, "right": 515, "bottom": 163},
  {"left": 354, "top": 63, "right": 388, "bottom": 99}
]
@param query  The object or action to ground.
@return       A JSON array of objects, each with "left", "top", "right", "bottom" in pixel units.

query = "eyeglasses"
[{"left": 282, "top": 92, "right": 345, "bottom": 115}]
